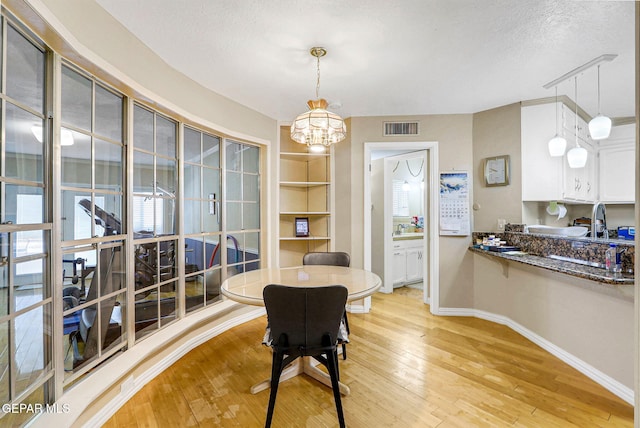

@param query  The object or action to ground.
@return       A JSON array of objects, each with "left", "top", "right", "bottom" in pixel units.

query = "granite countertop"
[{"left": 469, "top": 245, "right": 634, "bottom": 286}]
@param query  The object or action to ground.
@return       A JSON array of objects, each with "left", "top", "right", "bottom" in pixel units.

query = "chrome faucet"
[{"left": 591, "top": 201, "right": 608, "bottom": 239}]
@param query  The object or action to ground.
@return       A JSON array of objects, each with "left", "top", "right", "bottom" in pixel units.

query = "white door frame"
[{"left": 363, "top": 142, "right": 439, "bottom": 313}]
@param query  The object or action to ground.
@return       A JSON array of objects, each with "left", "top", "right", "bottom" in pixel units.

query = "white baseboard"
[{"left": 434, "top": 307, "right": 634, "bottom": 405}]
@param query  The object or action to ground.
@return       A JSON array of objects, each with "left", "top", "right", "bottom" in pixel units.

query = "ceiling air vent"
[{"left": 383, "top": 121, "right": 419, "bottom": 136}]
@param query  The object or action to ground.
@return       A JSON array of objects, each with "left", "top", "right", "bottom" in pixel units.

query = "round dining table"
[{"left": 220, "top": 265, "right": 382, "bottom": 395}]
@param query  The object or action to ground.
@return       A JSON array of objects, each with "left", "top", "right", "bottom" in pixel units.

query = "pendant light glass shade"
[
  {"left": 588, "top": 114, "right": 612, "bottom": 140},
  {"left": 588, "top": 65, "right": 611, "bottom": 140},
  {"left": 548, "top": 88, "right": 566, "bottom": 156},
  {"left": 548, "top": 135, "right": 567, "bottom": 156},
  {"left": 567, "top": 146, "right": 588, "bottom": 168},
  {"left": 291, "top": 47, "right": 346, "bottom": 150}
]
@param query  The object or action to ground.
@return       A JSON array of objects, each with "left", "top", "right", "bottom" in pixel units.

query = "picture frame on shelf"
[{"left": 295, "top": 217, "right": 309, "bottom": 237}]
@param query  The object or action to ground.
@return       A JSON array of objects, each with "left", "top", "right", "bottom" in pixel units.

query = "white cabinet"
[
  {"left": 563, "top": 139, "right": 597, "bottom": 202},
  {"left": 392, "top": 239, "right": 424, "bottom": 286},
  {"left": 598, "top": 124, "right": 635, "bottom": 203}
]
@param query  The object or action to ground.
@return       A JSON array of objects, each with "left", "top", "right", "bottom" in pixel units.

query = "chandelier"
[{"left": 290, "top": 47, "right": 346, "bottom": 153}]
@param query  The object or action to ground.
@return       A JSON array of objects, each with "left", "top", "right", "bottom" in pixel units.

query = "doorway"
[{"left": 363, "top": 142, "right": 439, "bottom": 313}]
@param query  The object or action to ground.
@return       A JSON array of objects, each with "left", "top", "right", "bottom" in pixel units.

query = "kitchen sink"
[{"left": 526, "top": 225, "right": 589, "bottom": 237}]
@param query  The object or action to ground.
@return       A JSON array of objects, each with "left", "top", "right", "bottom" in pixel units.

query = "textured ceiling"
[{"left": 95, "top": 0, "right": 635, "bottom": 122}]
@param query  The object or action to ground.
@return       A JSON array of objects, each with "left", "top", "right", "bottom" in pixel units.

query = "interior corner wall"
[
  {"left": 343, "top": 114, "right": 475, "bottom": 309},
  {"left": 472, "top": 103, "right": 523, "bottom": 232}
]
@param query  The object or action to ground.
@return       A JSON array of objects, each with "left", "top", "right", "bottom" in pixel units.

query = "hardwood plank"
[{"left": 103, "top": 290, "right": 633, "bottom": 427}]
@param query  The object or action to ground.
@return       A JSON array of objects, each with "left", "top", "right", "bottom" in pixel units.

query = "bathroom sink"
[{"left": 527, "top": 225, "right": 589, "bottom": 237}]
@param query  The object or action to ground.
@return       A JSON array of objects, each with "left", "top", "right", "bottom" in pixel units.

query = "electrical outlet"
[{"left": 497, "top": 218, "right": 506, "bottom": 231}]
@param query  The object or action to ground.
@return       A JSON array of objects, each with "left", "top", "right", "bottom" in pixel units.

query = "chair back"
[
  {"left": 302, "top": 252, "right": 350, "bottom": 267},
  {"left": 263, "top": 284, "right": 348, "bottom": 351}
]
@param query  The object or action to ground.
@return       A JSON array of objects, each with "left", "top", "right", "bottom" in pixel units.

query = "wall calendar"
[{"left": 439, "top": 171, "right": 470, "bottom": 236}]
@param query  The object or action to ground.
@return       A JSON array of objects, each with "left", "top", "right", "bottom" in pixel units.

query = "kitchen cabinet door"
[
  {"left": 392, "top": 250, "right": 407, "bottom": 285},
  {"left": 599, "top": 141, "right": 635, "bottom": 203},
  {"left": 405, "top": 248, "right": 423, "bottom": 283}
]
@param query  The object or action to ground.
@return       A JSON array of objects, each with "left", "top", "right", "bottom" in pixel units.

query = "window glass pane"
[
  {"left": 62, "top": 191, "right": 92, "bottom": 241},
  {"left": 6, "top": 25, "right": 44, "bottom": 113},
  {"left": 184, "top": 200, "right": 201, "bottom": 235},
  {"left": 61, "top": 129, "right": 91, "bottom": 188},
  {"left": 183, "top": 164, "right": 201, "bottom": 199},
  {"left": 185, "top": 237, "right": 204, "bottom": 272},
  {"left": 5, "top": 103, "right": 43, "bottom": 182},
  {"left": 245, "top": 232, "right": 260, "bottom": 262},
  {"left": 132, "top": 196, "right": 157, "bottom": 238},
  {"left": 205, "top": 236, "right": 220, "bottom": 267},
  {"left": 157, "top": 199, "right": 175, "bottom": 235},
  {"left": 14, "top": 259, "right": 44, "bottom": 310},
  {"left": 95, "top": 139, "right": 123, "bottom": 190},
  {"left": 156, "top": 158, "right": 176, "bottom": 198},
  {"left": 0, "top": 322, "right": 8, "bottom": 403},
  {"left": 101, "top": 295, "right": 125, "bottom": 355},
  {"left": 0, "top": 264, "right": 7, "bottom": 317},
  {"left": 202, "top": 135, "right": 220, "bottom": 168},
  {"left": 226, "top": 171, "right": 241, "bottom": 201},
  {"left": 226, "top": 141, "right": 242, "bottom": 171},
  {"left": 227, "top": 202, "right": 242, "bottom": 231},
  {"left": 159, "top": 282, "right": 177, "bottom": 327},
  {"left": 243, "top": 202, "right": 259, "bottom": 230},
  {"left": 156, "top": 116, "right": 176, "bottom": 158},
  {"left": 203, "top": 168, "right": 220, "bottom": 204},
  {"left": 69, "top": 302, "right": 97, "bottom": 369},
  {"left": 135, "top": 242, "right": 158, "bottom": 290},
  {"left": 202, "top": 193, "right": 220, "bottom": 233},
  {"left": 184, "top": 127, "right": 201, "bottom": 163},
  {"left": 159, "top": 240, "right": 177, "bottom": 281},
  {"left": 95, "top": 84, "right": 123, "bottom": 141},
  {"left": 243, "top": 174, "right": 259, "bottom": 202},
  {"left": 133, "top": 105, "right": 154, "bottom": 152},
  {"left": 3, "top": 186, "right": 43, "bottom": 225},
  {"left": 135, "top": 293, "right": 158, "bottom": 339},
  {"left": 205, "top": 269, "right": 221, "bottom": 304},
  {"left": 15, "top": 305, "right": 49, "bottom": 396},
  {"left": 96, "top": 193, "right": 123, "bottom": 236},
  {"left": 61, "top": 65, "right": 91, "bottom": 131},
  {"left": 229, "top": 233, "right": 244, "bottom": 263},
  {"left": 133, "top": 151, "right": 154, "bottom": 193},
  {"left": 243, "top": 145, "right": 259, "bottom": 173}
]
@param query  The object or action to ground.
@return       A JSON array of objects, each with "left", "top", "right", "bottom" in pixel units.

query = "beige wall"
[
  {"left": 474, "top": 253, "right": 634, "bottom": 390},
  {"left": 472, "top": 103, "right": 522, "bottom": 231},
  {"left": 340, "top": 114, "right": 475, "bottom": 308}
]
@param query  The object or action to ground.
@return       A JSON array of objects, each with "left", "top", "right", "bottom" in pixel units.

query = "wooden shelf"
[
  {"left": 280, "top": 152, "right": 330, "bottom": 161},
  {"left": 279, "top": 237, "right": 330, "bottom": 241},
  {"left": 278, "top": 125, "right": 332, "bottom": 267},
  {"left": 280, "top": 212, "right": 330, "bottom": 216},
  {"left": 279, "top": 181, "right": 330, "bottom": 188}
]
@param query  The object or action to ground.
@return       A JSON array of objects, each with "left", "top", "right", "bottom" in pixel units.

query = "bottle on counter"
[{"left": 605, "top": 243, "right": 617, "bottom": 273}]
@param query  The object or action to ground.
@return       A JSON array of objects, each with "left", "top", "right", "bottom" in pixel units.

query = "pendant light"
[
  {"left": 566, "top": 76, "right": 587, "bottom": 169},
  {"left": 548, "top": 86, "right": 567, "bottom": 156},
  {"left": 588, "top": 64, "right": 612, "bottom": 140},
  {"left": 290, "top": 47, "right": 347, "bottom": 152}
]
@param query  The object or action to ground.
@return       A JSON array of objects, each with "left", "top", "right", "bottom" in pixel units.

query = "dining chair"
[
  {"left": 302, "top": 252, "right": 351, "bottom": 360},
  {"left": 263, "top": 284, "right": 347, "bottom": 428}
]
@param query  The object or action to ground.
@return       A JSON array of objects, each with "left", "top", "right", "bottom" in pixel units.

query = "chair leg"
[
  {"left": 326, "top": 350, "right": 346, "bottom": 428},
  {"left": 342, "top": 312, "right": 350, "bottom": 360},
  {"left": 265, "top": 350, "right": 285, "bottom": 428}
]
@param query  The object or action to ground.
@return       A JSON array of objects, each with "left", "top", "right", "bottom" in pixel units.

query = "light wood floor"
[{"left": 104, "top": 287, "right": 633, "bottom": 427}]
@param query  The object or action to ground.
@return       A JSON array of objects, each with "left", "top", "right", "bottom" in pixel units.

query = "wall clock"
[{"left": 483, "top": 155, "right": 510, "bottom": 187}]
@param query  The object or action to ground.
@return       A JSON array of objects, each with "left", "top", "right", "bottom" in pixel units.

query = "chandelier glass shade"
[
  {"left": 567, "top": 76, "right": 587, "bottom": 169},
  {"left": 290, "top": 47, "right": 346, "bottom": 151},
  {"left": 290, "top": 98, "right": 347, "bottom": 151}
]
